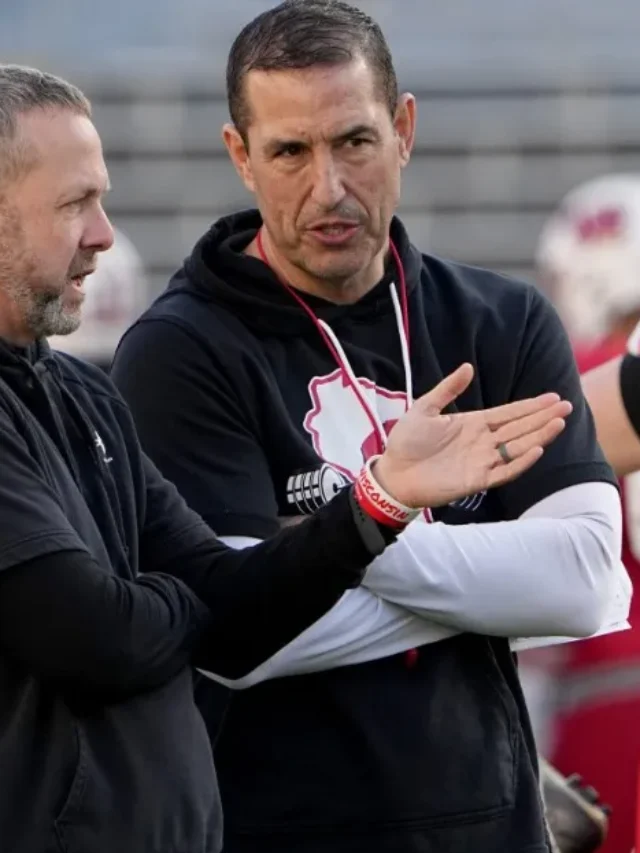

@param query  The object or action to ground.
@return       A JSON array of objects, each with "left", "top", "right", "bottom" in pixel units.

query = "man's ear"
[
  {"left": 393, "top": 93, "right": 416, "bottom": 167},
  {"left": 222, "top": 123, "right": 256, "bottom": 192}
]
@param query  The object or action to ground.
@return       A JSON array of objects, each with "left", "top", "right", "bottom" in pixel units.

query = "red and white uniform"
[
  {"left": 549, "top": 336, "right": 640, "bottom": 853},
  {"left": 531, "top": 174, "right": 640, "bottom": 853}
]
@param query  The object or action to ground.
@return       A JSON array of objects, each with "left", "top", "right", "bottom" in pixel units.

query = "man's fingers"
[
  {"left": 417, "top": 363, "right": 474, "bottom": 415},
  {"left": 487, "top": 446, "right": 545, "bottom": 488},
  {"left": 493, "top": 401, "right": 572, "bottom": 445},
  {"left": 484, "top": 393, "right": 564, "bottom": 428},
  {"left": 492, "top": 417, "right": 566, "bottom": 470},
  {"left": 510, "top": 416, "right": 567, "bottom": 455}
]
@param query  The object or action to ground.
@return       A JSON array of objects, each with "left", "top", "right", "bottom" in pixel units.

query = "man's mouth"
[
  {"left": 70, "top": 268, "right": 95, "bottom": 284},
  {"left": 308, "top": 221, "right": 360, "bottom": 244}
]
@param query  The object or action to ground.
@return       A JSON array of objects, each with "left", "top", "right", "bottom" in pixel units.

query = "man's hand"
[
  {"left": 373, "top": 363, "right": 572, "bottom": 508},
  {"left": 541, "top": 758, "right": 610, "bottom": 853}
]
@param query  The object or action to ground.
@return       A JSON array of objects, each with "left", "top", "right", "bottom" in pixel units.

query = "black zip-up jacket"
[
  {"left": 0, "top": 338, "right": 385, "bottom": 853},
  {"left": 111, "top": 210, "right": 615, "bottom": 853}
]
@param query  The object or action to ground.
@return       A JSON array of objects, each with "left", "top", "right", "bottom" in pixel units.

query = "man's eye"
[{"left": 277, "top": 144, "right": 304, "bottom": 158}]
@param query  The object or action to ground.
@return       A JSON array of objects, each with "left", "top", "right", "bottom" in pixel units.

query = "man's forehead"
[
  {"left": 258, "top": 118, "right": 379, "bottom": 152},
  {"left": 19, "top": 107, "right": 92, "bottom": 144},
  {"left": 14, "top": 110, "right": 108, "bottom": 196},
  {"left": 19, "top": 108, "right": 104, "bottom": 174},
  {"left": 246, "top": 59, "right": 378, "bottom": 118},
  {"left": 246, "top": 62, "right": 384, "bottom": 144},
  {"left": 65, "top": 169, "right": 111, "bottom": 196}
]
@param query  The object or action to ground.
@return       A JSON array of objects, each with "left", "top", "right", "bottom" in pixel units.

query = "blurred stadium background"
[
  {"left": 4, "top": 2, "right": 640, "bottom": 848},
  {"left": 4, "top": 0, "right": 640, "bottom": 297}
]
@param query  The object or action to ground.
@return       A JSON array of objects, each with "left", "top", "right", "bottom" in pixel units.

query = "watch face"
[{"left": 285, "top": 463, "right": 349, "bottom": 516}]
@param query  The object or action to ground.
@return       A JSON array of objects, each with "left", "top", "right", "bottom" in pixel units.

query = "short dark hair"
[{"left": 226, "top": 0, "right": 398, "bottom": 140}]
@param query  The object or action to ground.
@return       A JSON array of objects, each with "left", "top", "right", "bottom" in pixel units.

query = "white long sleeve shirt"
[{"left": 198, "top": 481, "right": 629, "bottom": 689}]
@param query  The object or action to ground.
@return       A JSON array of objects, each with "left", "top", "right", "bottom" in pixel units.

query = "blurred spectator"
[
  {"left": 536, "top": 173, "right": 640, "bottom": 351},
  {"left": 523, "top": 173, "right": 640, "bottom": 853},
  {"left": 49, "top": 227, "right": 149, "bottom": 371}
]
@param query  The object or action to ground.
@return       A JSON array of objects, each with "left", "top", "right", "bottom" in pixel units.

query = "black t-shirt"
[{"left": 112, "top": 210, "right": 615, "bottom": 853}]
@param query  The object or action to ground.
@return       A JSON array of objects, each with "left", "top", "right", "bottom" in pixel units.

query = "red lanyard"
[
  {"left": 257, "top": 228, "right": 424, "bottom": 669},
  {"left": 255, "top": 227, "right": 411, "bottom": 456}
]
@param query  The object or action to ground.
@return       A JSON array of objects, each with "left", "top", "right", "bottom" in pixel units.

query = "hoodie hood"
[{"left": 163, "top": 209, "right": 424, "bottom": 336}]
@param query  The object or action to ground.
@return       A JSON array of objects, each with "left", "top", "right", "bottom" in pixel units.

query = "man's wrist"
[{"left": 354, "top": 455, "right": 421, "bottom": 529}]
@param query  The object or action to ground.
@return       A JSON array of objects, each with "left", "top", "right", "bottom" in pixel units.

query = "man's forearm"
[
  {"left": 197, "top": 483, "right": 625, "bottom": 689},
  {"left": 198, "top": 571, "right": 460, "bottom": 689},
  {"left": 0, "top": 550, "right": 210, "bottom": 699},
  {"left": 168, "top": 487, "right": 395, "bottom": 679},
  {"left": 363, "top": 483, "right": 623, "bottom": 638},
  {"left": 582, "top": 354, "right": 640, "bottom": 477}
]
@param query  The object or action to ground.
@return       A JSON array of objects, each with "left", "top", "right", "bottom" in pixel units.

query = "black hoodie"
[
  {"left": 0, "top": 334, "right": 385, "bottom": 853},
  {"left": 112, "top": 210, "right": 615, "bottom": 853}
]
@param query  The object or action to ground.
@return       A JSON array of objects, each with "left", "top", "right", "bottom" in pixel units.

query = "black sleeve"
[
  {"left": 0, "top": 550, "right": 210, "bottom": 699},
  {"left": 497, "top": 287, "right": 617, "bottom": 518},
  {"left": 138, "top": 453, "right": 387, "bottom": 678},
  {"left": 0, "top": 410, "right": 210, "bottom": 697},
  {"left": 0, "top": 410, "right": 91, "bottom": 570},
  {"left": 620, "top": 352, "right": 640, "bottom": 438},
  {"left": 111, "top": 318, "right": 280, "bottom": 539},
  {"left": 113, "top": 318, "right": 395, "bottom": 677}
]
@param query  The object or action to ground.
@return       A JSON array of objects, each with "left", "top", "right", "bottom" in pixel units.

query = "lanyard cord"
[{"left": 255, "top": 227, "right": 412, "bottom": 455}]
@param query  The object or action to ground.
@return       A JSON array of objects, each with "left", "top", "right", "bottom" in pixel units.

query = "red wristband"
[{"left": 354, "top": 456, "right": 422, "bottom": 529}]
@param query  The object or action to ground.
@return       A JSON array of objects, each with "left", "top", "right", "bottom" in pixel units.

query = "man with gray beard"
[{"left": 0, "top": 128, "right": 97, "bottom": 339}]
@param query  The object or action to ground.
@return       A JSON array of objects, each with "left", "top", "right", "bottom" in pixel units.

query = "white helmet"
[
  {"left": 50, "top": 228, "right": 149, "bottom": 364},
  {"left": 536, "top": 174, "right": 640, "bottom": 344}
]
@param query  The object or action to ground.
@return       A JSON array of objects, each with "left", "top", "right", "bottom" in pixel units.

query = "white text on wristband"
[{"left": 354, "top": 456, "right": 422, "bottom": 529}]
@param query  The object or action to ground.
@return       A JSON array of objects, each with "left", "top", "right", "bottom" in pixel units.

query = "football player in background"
[{"left": 523, "top": 174, "right": 640, "bottom": 853}]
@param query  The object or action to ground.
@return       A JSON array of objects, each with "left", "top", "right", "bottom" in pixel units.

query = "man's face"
[
  {"left": 224, "top": 58, "right": 415, "bottom": 298},
  {"left": 0, "top": 107, "right": 114, "bottom": 344}
]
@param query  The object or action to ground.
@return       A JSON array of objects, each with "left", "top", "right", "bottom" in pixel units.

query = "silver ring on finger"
[{"left": 497, "top": 441, "right": 512, "bottom": 464}]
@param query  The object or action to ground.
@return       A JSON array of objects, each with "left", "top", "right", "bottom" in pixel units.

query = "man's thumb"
[{"left": 418, "top": 363, "right": 474, "bottom": 415}]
